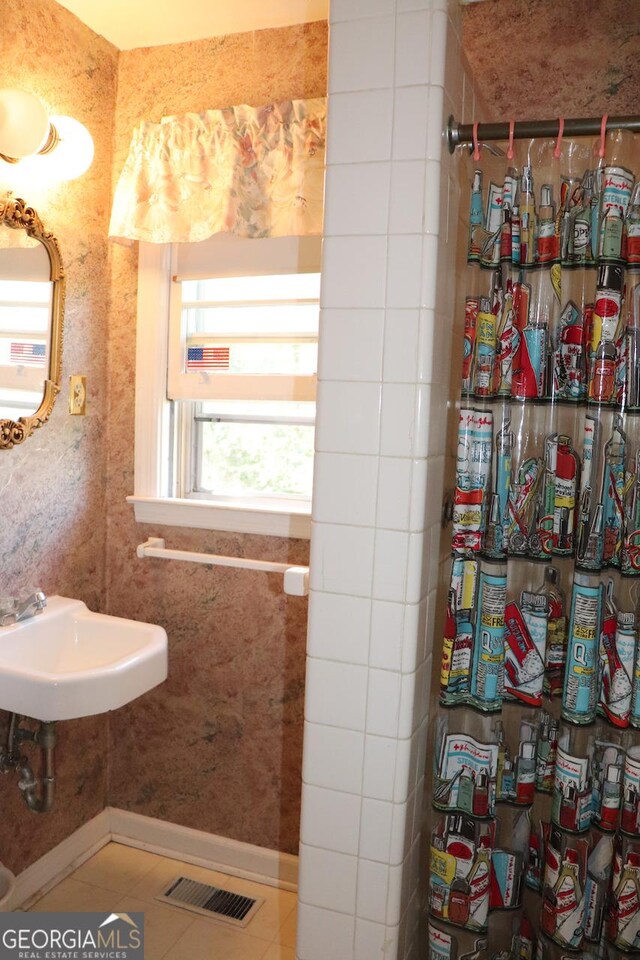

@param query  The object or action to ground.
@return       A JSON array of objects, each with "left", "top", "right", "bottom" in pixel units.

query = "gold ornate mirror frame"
[{"left": 0, "top": 196, "right": 65, "bottom": 449}]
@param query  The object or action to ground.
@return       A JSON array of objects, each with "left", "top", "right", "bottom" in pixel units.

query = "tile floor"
[{"left": 29, "top": 842, "right": 297, "bottom": 960}]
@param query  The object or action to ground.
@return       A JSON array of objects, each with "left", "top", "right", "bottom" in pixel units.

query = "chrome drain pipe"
[{"left": 0, "top": 715, "right": 56, "bottom": 813}]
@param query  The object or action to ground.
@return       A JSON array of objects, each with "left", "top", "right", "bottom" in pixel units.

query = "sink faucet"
[{"left": 0, "top": 591, "right": 47, "bottom": 626}]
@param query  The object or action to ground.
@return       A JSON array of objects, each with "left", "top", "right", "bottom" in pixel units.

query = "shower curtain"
[{"left": 428, "top": 128, "right": 640, "bottom": 960}]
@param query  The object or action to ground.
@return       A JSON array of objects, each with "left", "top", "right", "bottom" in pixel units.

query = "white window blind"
[{"left": 168, "top": 234, "right": 321, "bottom": 403}]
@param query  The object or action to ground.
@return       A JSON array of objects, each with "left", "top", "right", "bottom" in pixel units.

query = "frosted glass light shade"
[
  {"left": 46, "top": 116, "right": 94, "bottom": 181},
  {"left": 0, "top": 89, "right": 50, "bottom": 159}
]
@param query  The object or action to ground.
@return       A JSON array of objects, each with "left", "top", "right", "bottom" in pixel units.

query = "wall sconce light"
[{"left": 0, "top": 89, "right": 94, "bottom": 181}]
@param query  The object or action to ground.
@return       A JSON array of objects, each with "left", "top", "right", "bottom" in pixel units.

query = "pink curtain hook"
[
  {"left": 472, "top": 121, "right": 481, "bottom": 162},
  {"left": 599, "top": 113, "right": 608, "bottom": 159},
  {"left": 553, "top": 117, "right": 564, "bottom": 159},
  {"left": 507, "top": 120, "right": 515, "bottom": 161}
]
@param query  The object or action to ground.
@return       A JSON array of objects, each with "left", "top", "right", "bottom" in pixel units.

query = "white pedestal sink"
[{"left": 0, "top": 596, "right": 168, "bottom": 722}]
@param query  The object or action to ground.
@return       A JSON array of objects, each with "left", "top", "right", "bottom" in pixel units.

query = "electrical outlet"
[{"left": 69, "top": 375, "right": 87, "bottom": 416}]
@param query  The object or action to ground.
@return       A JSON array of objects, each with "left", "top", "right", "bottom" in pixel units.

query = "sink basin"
[{"left": 0, "top": 596, "right": 168, "bottom": 722}]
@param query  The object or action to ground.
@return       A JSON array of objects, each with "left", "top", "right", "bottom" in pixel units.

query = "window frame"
[{"left": 127, "top": 241, "right": 313, "bottom": 538}]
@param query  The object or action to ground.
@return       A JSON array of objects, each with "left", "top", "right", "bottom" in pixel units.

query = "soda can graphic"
[
  {"left": 561, "top": 576, "right": 602, "bottom": 724},
  {"left": 470, "top": 566, "right": 507, "bottom": 711}
]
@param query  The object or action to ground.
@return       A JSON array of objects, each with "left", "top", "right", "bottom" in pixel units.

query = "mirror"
[{"left": 0, "top": 196, "right": 64, "bottom": 449}]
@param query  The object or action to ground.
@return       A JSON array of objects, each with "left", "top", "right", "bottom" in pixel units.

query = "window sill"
[{"left": 127, "top": 495, "right": 311, "bottom": 539}]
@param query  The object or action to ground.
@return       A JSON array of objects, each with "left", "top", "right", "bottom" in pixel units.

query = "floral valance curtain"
[{"left": 109, "top": 97, "right": 326, "bottom": 244}]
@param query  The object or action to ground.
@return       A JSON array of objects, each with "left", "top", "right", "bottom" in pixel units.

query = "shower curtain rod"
[{"left": 447, "top": 113, "right": 640, "bottom": 153}]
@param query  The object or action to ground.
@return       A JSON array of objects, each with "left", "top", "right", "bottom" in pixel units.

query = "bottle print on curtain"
[{"left": 428, "top": 129, "right": 640, "bottom": 960}]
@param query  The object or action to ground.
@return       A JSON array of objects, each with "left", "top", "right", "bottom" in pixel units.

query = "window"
[
  {"left": 0, "top": 239, "right": 52, "bottom": 420},
  {"left": 129, "top": 235, "right": 321, "bottom": 537}
]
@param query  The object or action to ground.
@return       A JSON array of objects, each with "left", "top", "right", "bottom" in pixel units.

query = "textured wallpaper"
[
  {"left": 0, "top": 5, "right": 326, "bottom": 874},
  {"left": 104, "top": 22, "right": 327, "bottom": 855},
  {"left": 0, "top": 0, "right": 118, "bottom": 874},
  {"left": 463, "top": 0, "right": 640, "bottom": 121}
]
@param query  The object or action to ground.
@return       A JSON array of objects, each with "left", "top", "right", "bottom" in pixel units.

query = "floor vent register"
[{"left": 156, "top": 876, "right": 264, "bottom": 928}]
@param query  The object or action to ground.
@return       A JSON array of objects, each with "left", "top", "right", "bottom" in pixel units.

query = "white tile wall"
[
  {"left": 323, "top": 163, "right": 391, "bottom": 236},
  {"left": 317, "top": 309, "right": 384, "bottom": 382},
  {"left": 307, "top": 592, "right": 371, "bottom": 664},
  {"left": 298, "top": 2, "right": 478, "bottom": 958},
  {"left": 302, "top": 722, "right": 364, "bottom": 795},
  {"left": 329, "top": 17, "right": 396, "bottom": 93},
  {"left": 298, "top": 845, "right": 359, "bottom": 914},
  {"left": 300, "top": 785, "right": 362, "bottom": 855}
]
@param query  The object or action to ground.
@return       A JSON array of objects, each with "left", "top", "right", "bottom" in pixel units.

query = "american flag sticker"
[
  {"left": 10, "top": 342, "right": 47, "bottom": 366},
  {"left": 187, "top": 345, "right": 230, "bottom": 371}
]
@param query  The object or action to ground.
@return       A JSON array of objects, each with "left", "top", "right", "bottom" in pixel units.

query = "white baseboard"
[
  {"left": 9, "top": 810, "right": 111, "bottom": 911},
  {"left": 108, "top": 808, "right": 298, "bottom": 892},
  {"left": 7, "top": 807, "right": 298, "bottom": 910}
]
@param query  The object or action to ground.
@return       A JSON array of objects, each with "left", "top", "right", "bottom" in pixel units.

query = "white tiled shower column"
[{"left": 297, "top": 3, "right": 479, "bottom": 959}]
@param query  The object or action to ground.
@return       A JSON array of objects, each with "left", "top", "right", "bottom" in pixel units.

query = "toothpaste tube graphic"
[
  {"left": 530, "top": 434, "right": 557, "bottom": 559},
  {"left": 601, "top": 415, "right": 627, "bottom": 567},
  {"left": 489, "top": 849, "right": 522, "bottom": 910},
  {"left": 461, "top": 297, "right": 480, "bottom": 394},
  {"left": 485, "top": 419, "right": 512, "bottom": 559},
  {"left": 467, "top": 169, "right": 484, "bottom": 262},
  {"left": 470, "top": 565, "right": 507, "bottom": 711},
  {"left": 519, "top": 165, "right": 537, "bottom": 267},
  {"left": 512, "top": 319, "right": 547, "bottom": 400},
  {"left": 576, "top": 415, "right": 601, "bottom": 569},
  {"left": 495, "top": 284, "right": 515, "bottom": 396},
  {"left": 623, "top": 446, "right": 640, "bottom": 575},
  {"left": 481, "top": 180, "right": 504, "bottom": 266},
  {"left": 504, "top": 592, "right": 548, "bottom": 706},
  {"left": 561, "top": 575, "right": 603, "bottom": 724},
  {"left": 507, "top": 457, "right": 543, "bottom": 555},
  {"left": 598, "top": 605, "right": 636, "bottom": 728}
]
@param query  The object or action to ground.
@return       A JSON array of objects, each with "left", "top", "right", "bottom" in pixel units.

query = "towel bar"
[{"left": 136, "top": 537, "right": 309, "bottom": 596}]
